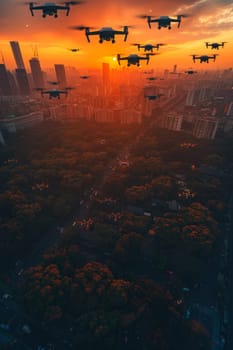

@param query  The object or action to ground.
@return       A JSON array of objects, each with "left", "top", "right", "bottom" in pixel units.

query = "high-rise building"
[
  {"left": 54, "top": 64, "right": 67, "bottom": 87},
  {"left": 10, "top": 41, "right": 25, "bottom": 69},
  {"left": 163, "top": 113, "right": 183, "bottom": 131},
  {"left": 193, "top": 118, "right": 219, "bottom": 140},
  {"left": 15, "top": 68, "right": 30, "bottom": 95},
  {"left": 29, "top": 57, "right": 45, "bottom": 88},
  {"left": 102, "top": 63, "right": 110, "bottom": 95},
  {"left": 0, "top": 64, "right": 12, "bottom": 95}
]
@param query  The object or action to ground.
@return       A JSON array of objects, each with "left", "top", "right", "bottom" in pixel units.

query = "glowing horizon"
[{"left": 0, "top": 0, "right": 233, "bottom": 71}]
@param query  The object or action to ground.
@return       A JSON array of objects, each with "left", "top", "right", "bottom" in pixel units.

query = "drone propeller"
[
  {"left": 80, "top": 75, "right": 90, "bottom": 79},
  {"left": 136, "top": 14, "right": 150, "bottom": 19},
  {"left": 65, "top": 86, "right": 75, "bottom": 90},
  {"left": 69, "top": 25, "right": 96, "bottom": 30},
  {"left": 61, "top": 1, "right": 85, "bottom": 5},
  {"left": 143, "top": 53, "right": 158, "bottom": 56},
  {"left": 176, "top": 13, "right": 190, "bottom": 18},
  {"left": 157, "top": 43, "right": 166, "bottom": 46},
  {"left": 34, "top": 87, "right": 44, "bottom": 91},
  {"left": 48, "top": 81, "right": 59, "bottom": 85},
  {"left": 19, "top": 1, "right": 37, "bottom": 4}
]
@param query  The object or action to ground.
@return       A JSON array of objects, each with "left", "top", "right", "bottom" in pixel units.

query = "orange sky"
[{"left": 0, "top": 0, "right": 233, "bottom": 71}]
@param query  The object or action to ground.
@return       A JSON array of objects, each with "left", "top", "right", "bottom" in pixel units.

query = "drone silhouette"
[
  {"left": 144, "top": 93, "right": 164, "bottom": 100},
  {"left": 117, "top": 53, "right": 156, "bottom": 67},
  {"left": 191, "top": 54, "right": 218, "bottom": 63},
  {"left": 25, "top": 1, "right": 84, "bottom": 18},
  {"left": 205, "top": 42, "right": 227, "bottom": 50},
  {"left": 70, "top": 25, "right": 129, "bottom": 43},
  {"left": 35, "top": 86, "right": 74, "bottom": 99},
  {"left": 68, "top": 48, "right": 80, "bottom": 52},
  {"left": 184, "top": 69, "right": 197, "bottom": 75},
  {"left": 132, "top": 43, "right": 166, "bottom": 52},
  {"left": 138, "top": 14, "right": 188, "bottom": 29}
]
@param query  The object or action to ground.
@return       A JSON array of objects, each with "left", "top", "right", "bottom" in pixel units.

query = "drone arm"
[
  {"left": 66, "top": 6, "right": 70, "bottom": 16},
  {"left": 30, "top": 5, "right": 34, "bottom": 16}
]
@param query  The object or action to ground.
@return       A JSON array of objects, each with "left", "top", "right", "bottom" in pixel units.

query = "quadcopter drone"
[
  {"left": 70, "top": 25, "right": 129, "bottom": 43},
  {"left": 191, "top": 54, "right": 218, "bottom": 63},
  {"left": 139, "top": 15, "right": 187, "bottom": 29},
  {"left": 80, "top": 75, "right": 90, "bottom": 79},
  {"left": 132, "top": 43, "right": 166, "bottom": 52},
  {"left": 117, "top": 53, "right": 155, "bottom": 67},
  {"left": 68, "top": 48, "right": 80, "bottom": 52},
  {"left": 205, "top": 42, "right": 227, "bottom": 50},
  {"left": 144, "top": 93, "right": 164, "bottom": 100},
  {"left": 36, "top": 87, "right": 73, "bottom": 99},
  {"left": 26, "top": 1, "right": 84, "bottom": 18},
  {"left": 184, "top": 69, "right": 197, "bottom": 75}
]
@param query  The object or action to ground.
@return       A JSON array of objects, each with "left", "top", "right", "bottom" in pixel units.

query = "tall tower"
[
  {"left": 0, "top": 64, "right": 12, "bottom": 95},
  {"left": 54, "top": 64, "right": 67, "bottom": 87},
  {"left": 29, "top": 57, "right": 45, "bottom": 88},
  {"left": 102, "top": 62, "right": 110, "bottom": 95},
  {"left": 15, "top": 68, "right": 30, "bottom": 95},
  {"left": 10, "top": 41, "right": 25, "bottom": 69}
]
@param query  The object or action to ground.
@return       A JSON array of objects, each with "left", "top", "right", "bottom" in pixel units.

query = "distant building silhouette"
[
  {"left": 102, "top": 62, "right": 110, "bottom": 95},
  {"left": 0, "top": 64, "right": 12, "bottom": 95},
  {"left": 29, "top": 57, "right": 45, "bottom": 88},
  {"left": 15, "top": 68, "right": 30, "bottom": 95},
  {"left": 10, "top": 41, "right": 25, "bottom": 69},
  {"left": 54, "top": 64, "right": 67, "bottom": 87}
]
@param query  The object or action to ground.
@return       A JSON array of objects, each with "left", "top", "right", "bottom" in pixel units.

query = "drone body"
[
  {"left": 117, "top": 53, "right": 153, "bottom": 67},
  {"left": 184, "top": 69, "right": 197, "bottom": 75},
  {"left": 140, "top": 15, "right": 186, "bottom": 29},
  {"left": 144, "top": 94, "right": 163, "bottom": 100},
  {"left": 27, "top": 1, "right": 83, "bottom": 18},
  {"left": 205, "top": 42, "right": 227, "bottom": 50},
  {"left": 36, "top": 87, "right": 72, "bottom": 99},
  {"left": 133, "top": 43, "right": 165, "bottom": 52},
  {"left": 191, "top": 54, "right": 218, "bottom": 63},
  {"left": 72, "top": 26, "right": 129, "bottom": 43}
]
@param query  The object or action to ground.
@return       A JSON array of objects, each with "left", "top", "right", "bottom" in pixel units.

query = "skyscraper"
[
  {"left": 29, "top": 57, "right": 45, "bottom": 88},
  {"left": 15, "top": 68, "right": 30, "bottom": 95},
  {"left": 54, "top": 64, "right": 67, "bottom": 87},
  {"left": 0, "top": 64, "right": 12, "bottom": 95},
  {"left": 10, "top": 41, "right": 25, "bottom": 69},
  {"left": 102, "top": 62, "right": 110, "bottom": 95}
]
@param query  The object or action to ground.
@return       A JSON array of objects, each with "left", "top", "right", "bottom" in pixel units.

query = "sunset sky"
[{"left": 0, "top": 0, "right": 233, "bottom": 71}]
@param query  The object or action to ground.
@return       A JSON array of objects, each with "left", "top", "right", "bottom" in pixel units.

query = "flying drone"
[
  {"left": 191, "top": 54, "right": 218, "bottom": 63},
  {"left": 184, "top": 69, "right": 197, "bottom": 75},
  {"left": 205, "top": 42, "right": 227, "bottom": 50},
  {"left": 138, "top": 14, "right": 187, "bottom": 29},
  {"left": 132, "top": 43, "right": 166, "bottom": 52},
  {"left": 35, "top": 87, "right": 74, "bottom": 99},
  {"left": 144, "top": 93, "right": 164, "bottom": 100},
  {"left": 70, "top": 25, "right": 129, "bottom": 43},
  {"left": 68, "top": 48, "right": 80, "bottom": 52},
  {"left": 80, "top": 75, "right": 91, "bottom": 79},
  {"left": 25, "top": 1, "right": 84, "bottom": 17},
  {"left": 117, "top": 53, "right": 155, "bottom": 67}
]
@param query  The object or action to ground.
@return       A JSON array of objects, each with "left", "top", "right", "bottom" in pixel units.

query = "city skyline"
[{"left": 0, "top": 0, "right": 232, "bottom": 70}]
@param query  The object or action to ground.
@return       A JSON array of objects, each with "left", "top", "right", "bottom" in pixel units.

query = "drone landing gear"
[
  {"left": 112, "top": 39, "right": 115, "bottom": 43},
  {"left": 42, "top": 14, "right": 46, "bottom": 18},
  {"left": 158, "top": 26, "right": 161, "bottom": 29},
  {"left": 99, "top": 39, "right": 103, "bottom": 43},
  {"left": 137, "top": 63, "right": 140, "bottom": 67},
  {"left": 54, "top": 13, "right": 58, "bottom": 18},
  {"left": 127, "top": 63, "right": 130, "bottom": 67},
  {"left": 168, "top": 26, "right": 171, "bottom": 30}
]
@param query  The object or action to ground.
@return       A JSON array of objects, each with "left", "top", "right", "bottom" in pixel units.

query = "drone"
[
  {"left": 191, "top": 54, "right": 218, "bottom": 63},
  {"left": 146, "top": 77, "right": 160, "bottom": 81},
  {"left": 26, "top": 1, "right": 84, "bottom": 17},
  {"left": 132, "top": 43, "right": 166, "bottom": 52},
  {"left": 117, "top": 53, "right": 155, "bottom": 67},
  {"left": 70, "top": 25, "right": 129, "bottom": 43},
  {"left": 80, "top": 75, "right": 90, "bottom": 79},
  {"left": 35, "top": 87, "right": 73, "bottom": 99},
  {"left": 144, "top": 94, "right": 164, "bottom": 100},
  {"left": 205, "top": 42, "right": 227, "bottom": 50},
  {"left": 138, "top": 15, "right": 187, "bottom": 29},
  {"left": 68, "top": 48, "right": 80, "bottom": 52},
  {"left": 184, "top": 69, "right": 197, "bottom": 75}
]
